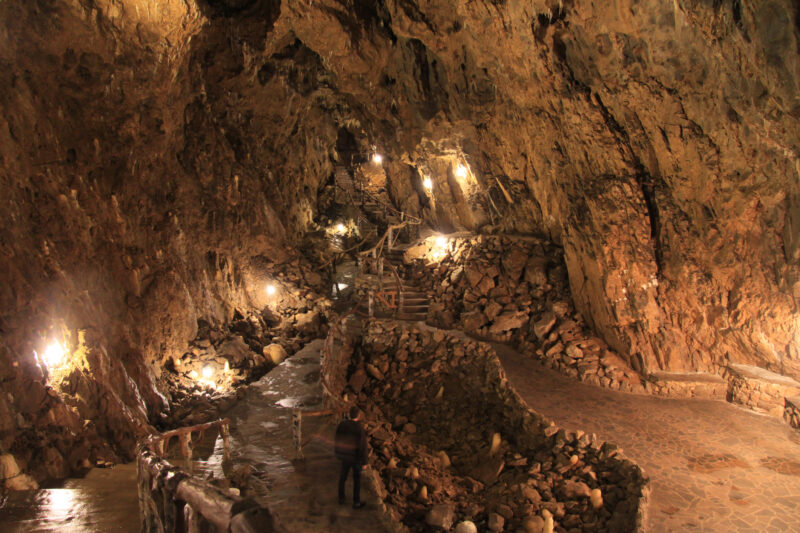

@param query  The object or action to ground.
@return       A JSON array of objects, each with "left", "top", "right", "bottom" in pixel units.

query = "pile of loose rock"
[
  {"left": 160, "top": 307, "right": 328, "bottom": 428},
  {"left": 785, "top": 396, "right": 800, "bottom": 430},
  {"left": 160, "top": 254, "right": 332, "bottom": 429},
  {"left": 405, "top": 235, "right": 647, "bottom": 395},
  {"left": 343, "top": 320, "right": 648, "bottom": 532}
]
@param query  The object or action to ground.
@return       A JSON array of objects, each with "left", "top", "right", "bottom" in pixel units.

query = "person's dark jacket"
[{"left": 334, "top": 419, "right": 368, "bottom": 463}]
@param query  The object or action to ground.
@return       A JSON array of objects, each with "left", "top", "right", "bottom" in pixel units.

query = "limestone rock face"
[{"left": 1, "top": 0, "right": 800, "bottom": 482}]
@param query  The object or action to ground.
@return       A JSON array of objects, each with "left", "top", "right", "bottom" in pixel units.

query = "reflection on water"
[
  {"left": 0, "top": 463, "right": 139, "bottom": 533},
  {"left": 0, "top": 338, "right": 374, "bottom": 533}
]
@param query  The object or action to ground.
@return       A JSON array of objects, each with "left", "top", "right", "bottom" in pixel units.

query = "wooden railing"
[
  {"left": 138, "top": 419, "right": 281, "bottom": 532},
  {"left": 145, "top": 418, "right": 231, "bottom": 461}
]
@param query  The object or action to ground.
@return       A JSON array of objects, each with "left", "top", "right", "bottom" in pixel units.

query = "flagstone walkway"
[{"left": 495, "top": 343, "right": 800, "bottom": 533}]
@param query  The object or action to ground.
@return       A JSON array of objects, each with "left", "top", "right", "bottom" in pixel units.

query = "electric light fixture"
[{"left": 43, "top": 342, "right": 67, "bottom": 368}]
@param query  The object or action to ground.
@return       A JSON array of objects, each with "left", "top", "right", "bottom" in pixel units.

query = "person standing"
[{"left": 335, "top": 406, "right": 368, "bottom": 508}]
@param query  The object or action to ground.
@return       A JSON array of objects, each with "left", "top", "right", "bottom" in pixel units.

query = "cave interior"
[{"left": 1, "top": 0, "right": 800, "bottom": 532}]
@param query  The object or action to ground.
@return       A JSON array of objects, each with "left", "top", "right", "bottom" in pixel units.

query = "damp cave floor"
[
  {"left": 3, "top": 335, "right": 800, "bottom": 533},
  {"left": 494, "top": 343, "right": 800, "bottom": 533}
]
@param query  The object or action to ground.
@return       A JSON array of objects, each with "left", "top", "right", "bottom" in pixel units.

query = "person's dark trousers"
[{"left": 338, "top": 460, "right": 361, "bottom": 503}]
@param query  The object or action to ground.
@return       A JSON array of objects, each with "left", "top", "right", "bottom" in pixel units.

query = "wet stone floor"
[
  {"left": 0, "top": 463, "right": 139, "bottom": 533},
  {"left": 188, "top": 338, "right": 393, "bottom": 532},
  {"left": 0, "top": 339, "right": 391, "bottom": 533},
  {"left": 495, "top": 343, "right": 800, "bottom": 533}
]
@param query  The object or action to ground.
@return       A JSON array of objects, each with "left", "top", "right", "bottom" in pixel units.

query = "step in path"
[{"left": 494, "top": 343, "right": 800, "bottom": 533}]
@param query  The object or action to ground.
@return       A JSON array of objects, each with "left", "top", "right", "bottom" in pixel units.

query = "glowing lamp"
[
  {"left": 435, "top": 236, "right": 448, "bottom": 248},
  {"left": 224, "top": 361, "right": 230, "bottom": 373},
  {"left": 266, "top": 284, "right": 276, "bottom": 297},
  {"left": 43, "top": 342, "right": 66, "bottom": 368},
  {"left": 190, "top": 370, "right": 199, "bottom": 379},
  {"left": 202, "top": 366, "right": 214, "bottom": 379},
  {"left": 423, "top": 177, "right": 433, "bottom": 190},
  {"left": 335, "top": 223, "right": 346, "bottom": 234},
  {"left": 372, "top": 153, "right": 383, "bottom": 164},
  {"left": 456, "top": 164, "right": 468, "bottom": 178}
]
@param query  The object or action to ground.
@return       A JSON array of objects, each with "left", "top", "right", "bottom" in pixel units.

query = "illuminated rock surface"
[{"left": 1, "top": 0, "right": 800, "bottom": 531}]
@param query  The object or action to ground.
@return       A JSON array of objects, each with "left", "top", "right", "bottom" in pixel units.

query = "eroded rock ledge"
[{"left": 340, "top": 320, "right": 648, "bottom": 532}]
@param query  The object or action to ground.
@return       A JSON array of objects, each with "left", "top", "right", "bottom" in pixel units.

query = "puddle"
[{"left": 0, "top": 464, "right": 139, "bottom": 533}]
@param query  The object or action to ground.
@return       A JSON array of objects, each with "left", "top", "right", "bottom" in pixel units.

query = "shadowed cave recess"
[{"left": 1, "top": 0, "right": 800, "bottom": 531}]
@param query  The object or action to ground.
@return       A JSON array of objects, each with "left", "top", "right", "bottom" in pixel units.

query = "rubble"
[
  {"left": 335, "top": 319, "right": 648, "bottom": 532},
  {"left": 409, "top": 235, "right": 650, "bottom": 395}
]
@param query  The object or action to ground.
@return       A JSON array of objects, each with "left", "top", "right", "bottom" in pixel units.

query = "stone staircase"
[{"left": 332, "top": 163, "right": 428, "bottom": 324}]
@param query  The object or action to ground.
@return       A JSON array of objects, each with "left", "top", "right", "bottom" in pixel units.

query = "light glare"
[
  {"left": 456, "top": 164, "right": 468, "bottom": 178},
  {"left": 372, "top": 153, "right": 383, "bottom": 164},
  {"left": 43, "top": 343, "right": 66, "bottom": 368},
  {"left": 435, "top": 236, "right": 448, "bottom": 248},
  {"left": 266, "top": 284, "right": 276, "bottom": 296},
  {"left": 423, "top": 177, "right": 433, "bottom": 190},
  {"left": 335, "top": 223, "right": 346, "bottom": 234},
  {"left": 202, "top": 366, "right": 214, "bottom": 379}
]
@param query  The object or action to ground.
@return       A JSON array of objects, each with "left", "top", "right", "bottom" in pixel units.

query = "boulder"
[
  {"left": 348, "top": 369, "right": 367, "bottom": 393},
  {"left": 523, "top": 516, "right": 545, "bottom": 532},
  {"left": 471, "top": 456, "right": 504, "bottom": 485},
  {"left": 465, "top": 263, "right": 484, "bottom": 287},
  {"left": 590, "top": 488, "right": 604, "bottom": 509},
  {"left": 488, "top": 512, "right": 505, "bottom": 532},
  {"left": 524, "top": 257, "right": 549, "bottom": 286},
  {"left": 263, "top": 343, "right": 287, "bottom": 365},
  {"left": 454, "top": 521, "right": 478, "bottom": 533},
  {"left": 463, "top": 311, "right": 489, "bottom": 332},
  {"left": 489, "top": 311, "right": 528, "bottom": 333},
  {"left": 425, "top": 504, "right": 455, "bottom": 530},
  {"left": 218, "top": 336, "right": 254, "bottom": 366},
  {"left": 563, "top": 479, "right": 592, "bottom": 498},
  {"left": 5, "top": 472, "right": 38, "bottom": 490},
  {"left": 0, "top": 454, "right": 21, "bottom": 479},
  {"left": 533, "top": 312, "right": 557, "bottom": 340},
  {"left": 502, "top": 247, "right": 529, "bottom": 281},
  {"left": 366, "top": 363, "right": 384, "bottom": 380}
]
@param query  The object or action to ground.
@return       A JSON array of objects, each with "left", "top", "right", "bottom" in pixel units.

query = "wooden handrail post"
[
  {"left": 179, "top": 433, "right": 193, "bottom": 461},
  {"left": 293, "top": 409, "right": 304, "bottom": 460},
  {"left": 221, "top": 421, "right": 231, "bottom": 458},
  {"left": 368, "top": 291, "right": 374, "bottom": 318}
]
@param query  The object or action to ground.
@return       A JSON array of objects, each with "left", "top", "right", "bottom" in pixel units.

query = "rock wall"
[
  {"left": 3, "top": 0, "right": 800, "bottom": 484},
  {"left": 348, "top": 320, "right": 649, "bottom": 532},
  {"left": 0, "top": 0, "right": 334, "bottom": 484}
]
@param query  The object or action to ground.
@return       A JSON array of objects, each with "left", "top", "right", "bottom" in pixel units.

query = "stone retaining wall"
[
  {"left": 725, "top": 364, "right": 800, "bottom": 418},
  {"left": 343, "top": 319, "right": 649, "bottom": 532}
]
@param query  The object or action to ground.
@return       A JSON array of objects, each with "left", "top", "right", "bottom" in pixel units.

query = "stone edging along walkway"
[{"left": 494, "top": 343, "right": 800, "bottom": 533}]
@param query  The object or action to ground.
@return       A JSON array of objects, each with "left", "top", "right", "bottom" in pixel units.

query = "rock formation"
[{"left": 1, "top": 0, "right": 799, "bottom": 488}]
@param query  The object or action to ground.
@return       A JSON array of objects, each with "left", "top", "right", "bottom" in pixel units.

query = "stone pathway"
[
  {"left": 193, "top": 339, "right": 394, "bottom": 532},
  {"left": 495, "top": 344, "right": 800, "bottom": 533}
]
